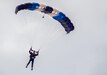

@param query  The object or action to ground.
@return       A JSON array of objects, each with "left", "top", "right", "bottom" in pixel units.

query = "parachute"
[{"left": 15, "top": 2, "right": 74, "bottom": 34}]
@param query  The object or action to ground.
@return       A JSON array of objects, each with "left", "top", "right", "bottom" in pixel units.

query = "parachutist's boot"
[
  {"left": 26, "top": 65, "right": 28, "bottom": 68},
  {"left": 31, "top": 67, "right": 33, "bottom": 70},
  {"left": 26, "top": 66, "right": 27, "bottom": 68}
]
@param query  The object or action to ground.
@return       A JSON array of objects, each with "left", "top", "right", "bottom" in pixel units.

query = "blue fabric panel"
[
  {"left": 53, "top": 12, "right": 74, "bottom": 33},
  {"left": 28, "top": 3, "right": 40, "bottom": 10},
  {"left": 53, "top": 12, "right": 66, "bottom": 21}
]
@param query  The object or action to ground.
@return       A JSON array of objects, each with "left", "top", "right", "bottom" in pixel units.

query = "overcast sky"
[{"left": 0, "top": 0, "right": 107, "bottom": 75}]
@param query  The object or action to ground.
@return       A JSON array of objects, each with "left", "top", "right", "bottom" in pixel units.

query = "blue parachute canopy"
[{"left": 15, "top": 2, "right": 74, "bottom": 34}]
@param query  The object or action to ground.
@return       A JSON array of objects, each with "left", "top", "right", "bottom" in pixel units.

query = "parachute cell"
[
  {"left": 42, "top": 6, "right": 53, "bottom": 14},
  {"left": 15, "top": 2, "right": 74, "bottom": 34}
]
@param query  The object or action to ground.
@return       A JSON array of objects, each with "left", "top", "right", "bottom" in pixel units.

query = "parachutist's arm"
[
  {"left": 36, "top": 51, "right": 39, "bottom": 56},
  {"left": 36, "top": 49, "right": 40, "bottom": 55}
]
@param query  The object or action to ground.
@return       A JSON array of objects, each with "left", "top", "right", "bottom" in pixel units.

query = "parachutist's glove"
[{"left": 37, "top": 51, "right": 39, "bottom": 54}]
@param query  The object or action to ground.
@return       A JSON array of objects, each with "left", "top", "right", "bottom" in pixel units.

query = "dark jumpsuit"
[{"left": 26, "top": 50, "right": 39, "bottom": 70}]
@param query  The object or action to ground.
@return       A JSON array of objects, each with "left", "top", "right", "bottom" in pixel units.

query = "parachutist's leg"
[
  {"left": 26, "top": 59, "right": 31, "bottom": 68},
  {"left": 31, "top": 59, "right": 34, "bottom": 70}
]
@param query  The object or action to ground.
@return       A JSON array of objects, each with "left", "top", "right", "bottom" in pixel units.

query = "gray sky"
[{"left": 0, "top": 0, "right": 107, "bottom": 75}]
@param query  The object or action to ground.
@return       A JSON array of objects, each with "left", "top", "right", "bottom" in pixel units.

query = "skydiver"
[{"left": 26, "top": 47, "right": 39, "bottom": 70}]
